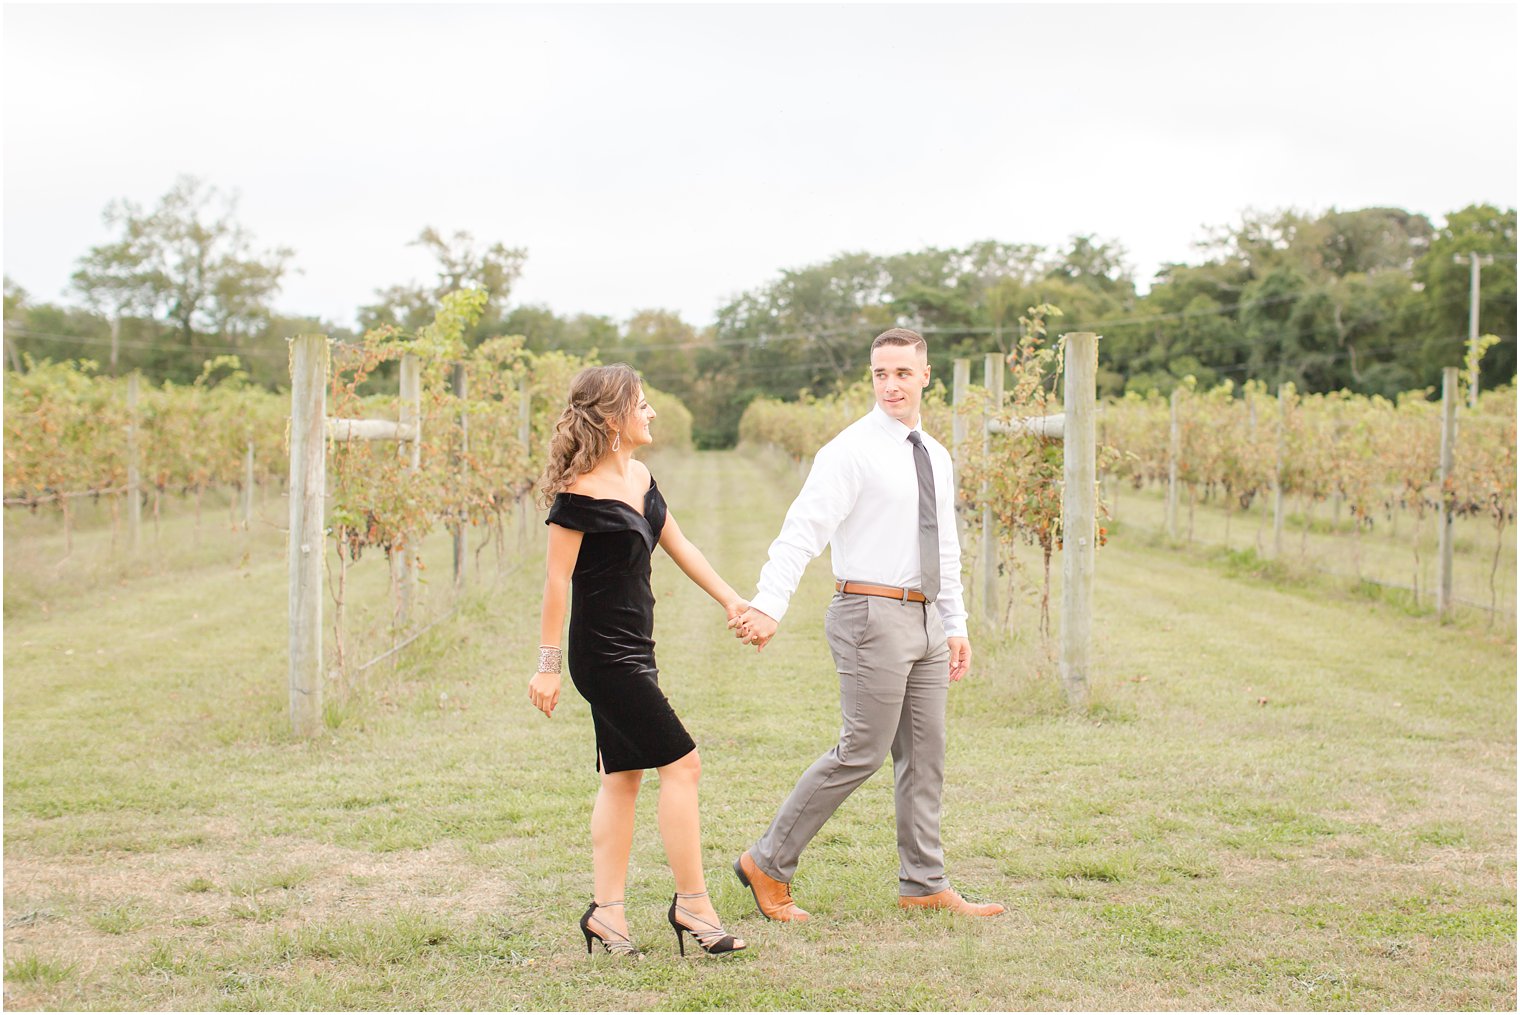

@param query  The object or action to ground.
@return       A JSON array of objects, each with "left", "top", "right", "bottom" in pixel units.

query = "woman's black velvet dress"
[{"left": 546, "top": 479, "right": 696, "bottom": 774}]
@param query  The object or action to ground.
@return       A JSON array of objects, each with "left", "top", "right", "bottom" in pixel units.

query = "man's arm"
[{"left": 740, "top": 441, "right": 860, "bottom": 640}]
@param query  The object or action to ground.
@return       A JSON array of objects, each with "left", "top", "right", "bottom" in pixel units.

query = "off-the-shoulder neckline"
[{"left": 559, "top": 477, "right": 659, "bottom": 518}]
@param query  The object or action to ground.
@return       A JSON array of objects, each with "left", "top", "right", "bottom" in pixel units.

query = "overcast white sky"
[{"left": 4, "top": 3, "right": 1516, "bottom": 331}]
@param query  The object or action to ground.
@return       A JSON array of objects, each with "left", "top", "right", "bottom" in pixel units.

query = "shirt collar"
[{"left": 869, "top": 403, "right": 922, "bottom": 443}]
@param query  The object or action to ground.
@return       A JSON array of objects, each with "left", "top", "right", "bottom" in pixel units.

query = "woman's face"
[{"left": 620, "top": 387, "right": 656, "bottom": 448}]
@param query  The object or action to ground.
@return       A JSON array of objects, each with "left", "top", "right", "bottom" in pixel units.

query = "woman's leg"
[
  {"left": 656, "top": 750, "right": 734, "bottom": 934},
  {"left": 590, "top": 765, "right": 642, "bottom": 939}
]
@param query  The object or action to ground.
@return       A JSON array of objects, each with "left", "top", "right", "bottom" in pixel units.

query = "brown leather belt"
[{"left": 835, "top": 580, "right": 927, "bottom": 604}]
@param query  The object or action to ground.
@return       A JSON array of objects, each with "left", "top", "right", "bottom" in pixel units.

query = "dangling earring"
[{"left": 611, "top": 430, "right": 621, "bottom": 452}]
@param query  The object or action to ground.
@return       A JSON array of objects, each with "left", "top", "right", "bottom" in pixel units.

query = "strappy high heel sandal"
[
  {"left": 579, "top": 899, "right": 639, "bottom": 957},
  {"left": 667, "top": 891, "right": 746, "bottom": 956}
]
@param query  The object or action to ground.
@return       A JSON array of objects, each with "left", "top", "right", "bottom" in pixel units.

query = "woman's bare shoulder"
[
  {"left": 562, "top": 473, "right": 599, "bottom": 497},
  {"left": 564, "top": 467, "right": 622, "bottom": 498}
]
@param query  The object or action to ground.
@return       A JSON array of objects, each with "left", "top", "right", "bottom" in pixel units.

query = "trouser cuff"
[{"left": 898, "top": 876, "right": 949, "bottom": 897}]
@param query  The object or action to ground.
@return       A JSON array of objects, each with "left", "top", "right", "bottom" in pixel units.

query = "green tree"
[
  {"left": 359, "top": 227, "right": 525, "bottom": 339},
  {"left": 1046, "top": 233, "right": 1134, "bottom": 300},
  {"left": 1414, "top": 204, "right": 1517, "bottom": 388},
  {"left": 4, "top": 278, "right": 117, "bottom": 377},
  {"left": 618, "top": 309, "right": 699, "bottom": 391},
  {"left": 4, "top": 276, "right": 30, "bottom": 371},
  {"left": 1102, "top": 205, "right": 1510, "bottom": 399},
  {"left": 501, "top": 305, "right": 616, "bottom": 358},
  {"left": 1196, "top": 207, "right": 1320, "bottom": 276},
  {"left": 1318, "top": 206, "right": 1433, "bottom": 276},
  {"left": 69, "top": 176, "right": 292, "bottom": 366}
]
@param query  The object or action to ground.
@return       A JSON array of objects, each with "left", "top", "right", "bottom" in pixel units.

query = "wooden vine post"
[
  {"left": 287, "top": 335, "right": 422, "bottom": 739},
  {"left": 1059, "top": 333, "right": 1097, "bottom": 708},
  {"left": 242, "top": 441, "right": 254, "bottom": 531},
  {"left": 950, "top": 358, "right": 971, "bottom": 545},
  {"left": 395, "top": 355, "right": 422, "bottom": 625},
  {"left": 126, "top": 371, "right": 142, "bottom": 554},
  {"left": 517, "top": 375, "right": 532, "bottom": 547},
  {"left": 288, "top": 335, "right": 329, "bottom": 739},
  {"left": 1166, "top": 386, "right": 1181, "bottom": 541},
  {"left": 452, "top": 364, "right": 469, "bottom": 588},
  {"left": 952, "top": 331, "right": 1099, "bottom": 708},
  {"left": 1272, "top": 385, "right": 1287, "bottom": 558},
  {"left": 1436, "top": 367, "right": 1458, "bottom": 621},
  {"left": 979, "top": 353, "right": 1004, "bottom": 624}
]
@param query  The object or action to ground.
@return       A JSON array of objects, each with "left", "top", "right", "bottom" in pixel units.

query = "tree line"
[{"left": 4, "top": 175, "right": 1514, "bottom": 448}]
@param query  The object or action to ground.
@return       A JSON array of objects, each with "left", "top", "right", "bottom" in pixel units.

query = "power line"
[
  {"left": 1086, "top": 292, "right": 1477, "bottom": 361},
  {"left": 4, "top": 326, "right": 290, "bottom": 360},
  {"left": 626, "top": 285, "right": 1488, "bottom": 354}
]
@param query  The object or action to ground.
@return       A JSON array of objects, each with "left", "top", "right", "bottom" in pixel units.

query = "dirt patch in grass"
[{"left": 4, "top": 837, "right": 522, "bottom": 989}]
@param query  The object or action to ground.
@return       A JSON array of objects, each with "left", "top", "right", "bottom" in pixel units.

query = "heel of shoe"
[
  {"left": 667, "top": 894, "right": 687, "bottom": 956},
  {"left": 581, "top": 899, "right": 638, "bottom": 957},
  {"left": 732, "top": 857, "right": 751, "bottom": 888},
  {"left": 579, "top": 900, "right": 597, "bottom": 954}
]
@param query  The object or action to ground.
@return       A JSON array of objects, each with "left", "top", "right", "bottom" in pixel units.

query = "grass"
[
  {"left": 86, "top": 902, "right": 151, "bottom": 936},
  {"left": 4, "top": 956, "right": 75, "bottom": 987},
  {"left": 3, "top": 447, "right": 1515, "bottom": 1010},
  {"left": 1105, "top": 478, "right": 1517, "bottom": 627}
]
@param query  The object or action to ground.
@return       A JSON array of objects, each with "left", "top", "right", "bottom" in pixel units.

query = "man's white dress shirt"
[{"left": 751, "top": 405, "right": 969, "bottom": 639}]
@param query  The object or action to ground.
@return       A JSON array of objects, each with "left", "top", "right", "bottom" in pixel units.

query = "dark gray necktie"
[{"left": 906, "top": 431, "right": 940, "bottom": 602}]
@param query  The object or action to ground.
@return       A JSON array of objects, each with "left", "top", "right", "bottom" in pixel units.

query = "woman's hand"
[
  {"left": 729, "top": 605, "right": 779, "bottom": 650},
  {"left": 528, "top": 671, "right": 561, "bottom": 718},
  {"left": 724, "top": 598, "right": 750, "bottom": 626}
]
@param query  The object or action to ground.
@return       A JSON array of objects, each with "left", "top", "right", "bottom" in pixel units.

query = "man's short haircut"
[{"left": 870, "top": 327, "right": 928, "bottom": 358}]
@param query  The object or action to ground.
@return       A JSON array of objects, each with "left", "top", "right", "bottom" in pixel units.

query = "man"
[{"left": 729, "top": 327, "right": 1004, "bottom": 921}]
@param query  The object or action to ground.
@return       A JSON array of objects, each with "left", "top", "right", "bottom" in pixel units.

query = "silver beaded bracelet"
[{"left": 537, "top": 646, "right": 563, "bottom": 674}]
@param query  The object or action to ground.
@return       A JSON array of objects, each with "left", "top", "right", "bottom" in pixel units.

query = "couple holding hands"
[{"left": 527, "top": 328, "right": 1003, "bottom": 958}]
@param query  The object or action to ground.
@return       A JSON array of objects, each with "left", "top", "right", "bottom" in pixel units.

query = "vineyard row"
[{"left": 3, "top": 314, "right": 694, "bottom": 564}]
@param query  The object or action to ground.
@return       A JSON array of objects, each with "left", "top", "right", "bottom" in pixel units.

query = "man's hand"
[
  {"left": 947, "top": 637, "right": 972, "bottom": 682},
  {"left": 728, "top": 606, "right": 779, "bottom": 651}
]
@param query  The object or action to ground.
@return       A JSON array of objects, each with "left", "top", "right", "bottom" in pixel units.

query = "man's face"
[{"left": 871, "top": 342, "right": 931, "bottom": 425}]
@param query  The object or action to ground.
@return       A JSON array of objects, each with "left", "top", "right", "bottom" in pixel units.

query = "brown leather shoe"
[
  {"left": 898, "top": 888, "right": 1005, "bottom": 917},
  {"left": 733, "top": 851, "right": 810, "bottom": 922}
]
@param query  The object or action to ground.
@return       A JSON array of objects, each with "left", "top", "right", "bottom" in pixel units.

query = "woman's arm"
[
  {"left": 529, "top": 522, "right": 583, "bottom": 718},
  {"left": 658, "top": 511, "right": 746, "bottom": 622}
]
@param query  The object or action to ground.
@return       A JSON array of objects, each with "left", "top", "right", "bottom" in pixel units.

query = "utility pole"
[{"left": 1453, "top": 252, "right": 1495, "bottom": 408}]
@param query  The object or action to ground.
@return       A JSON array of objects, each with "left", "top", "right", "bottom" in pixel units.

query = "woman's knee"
[
  {"left": 660, "top": 749, "right": 701, "bottom": 784},
  {"left": 600, "top": 769, "right": 643, "bottom": 797}
]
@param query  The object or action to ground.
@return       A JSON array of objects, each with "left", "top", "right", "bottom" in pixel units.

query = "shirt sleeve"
[
  {"left": 750, "top": 439, "right": 861, "bottom": 623},
  {"left": 932, "top": 447, "right": 969, "bottom": 638}
]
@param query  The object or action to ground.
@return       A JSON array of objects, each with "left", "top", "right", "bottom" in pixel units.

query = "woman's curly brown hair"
[{"left": 537, "top": 363, "right": 642, "bottom": 507}]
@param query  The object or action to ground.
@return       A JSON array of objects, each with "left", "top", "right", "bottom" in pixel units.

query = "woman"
[{"left": 528, "top": 364, "right": 747, "bottom": 958}]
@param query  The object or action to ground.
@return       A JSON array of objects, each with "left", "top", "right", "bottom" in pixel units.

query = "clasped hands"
[
  {"left": 725, "top": 601, "right": 970, "bottom": 679},
  {"left": 725, "top": 600, "right": 778, "bottom": 651}
]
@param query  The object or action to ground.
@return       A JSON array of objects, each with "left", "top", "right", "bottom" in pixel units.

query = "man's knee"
[{"left": 836, "top": 731, "right": 893, "bottom": 773}]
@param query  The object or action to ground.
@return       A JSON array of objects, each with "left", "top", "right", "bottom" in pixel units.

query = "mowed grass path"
[{"left": 4, "top": 448, "right": 1515, "bottom": 1010}]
